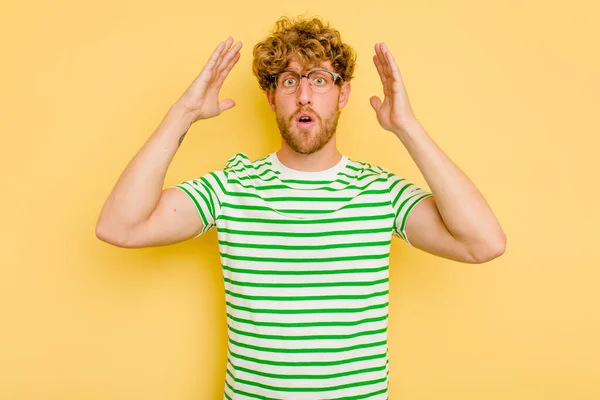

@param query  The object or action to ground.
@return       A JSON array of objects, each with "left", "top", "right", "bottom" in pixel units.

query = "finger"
[
  {"left": 208, "top": 37, "right": 233, "bottom": 82},
  {"left": 375, "top": 43, "right": 389, "bottom": 79},
  {"left": 215, "top": 50, "right": 242, "bottom": 88},
  {"left": 213, "top": 37, "right": 234, "bottom": 76},
  {"left": 373, "top": 55, "right": 390, "bottom": 97},
  {"left": 184, "top": 38, "right": 234, "bottom": 100},
  {"left": 202, "top": 39, "right": 228, "bottom": 76},
  {"left": 370, "top": 95, "right": 382, "bottom": 112},
  {"left": 373, "top": 54, "right": 385, "bottom": 84},
  {"left": 216, "top": 40, "right": 242, "bottom": 80},
  {"left": 379, "top": 43, "right": 394, "bottom": 80},
  {"left": 218, "top": 98, "right": 236, "bottom": 113},
  {"left": 381, "top": 43, "right": 403, "bottom": 83}
]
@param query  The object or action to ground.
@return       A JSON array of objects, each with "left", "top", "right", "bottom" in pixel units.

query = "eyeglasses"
[{"left": 271, "top": 69, "right": 341, "bottom": 94}]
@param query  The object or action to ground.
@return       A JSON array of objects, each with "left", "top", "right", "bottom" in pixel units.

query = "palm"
[
  {"left": 178, "top": 37, "right": 243, "bottom": 123},
  {"left": 370, "top": 43, "right": 416, "bottom": 135}
]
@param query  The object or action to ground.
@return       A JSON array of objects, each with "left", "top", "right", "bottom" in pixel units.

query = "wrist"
[
  {"left": 393, "top": 118, "right": 424, "bottom": 140},
  {"left": 168, "top": 102, "right": 197, "bottom": 130}
]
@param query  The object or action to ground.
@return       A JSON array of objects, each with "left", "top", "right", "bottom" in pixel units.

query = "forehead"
[{"left": 285, "top": 57, "right": 334, "bottom": 73}]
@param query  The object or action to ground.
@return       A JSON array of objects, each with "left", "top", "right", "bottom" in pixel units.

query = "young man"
[{"left": 96, "top": 16, "right": 505, "bottom": 400}]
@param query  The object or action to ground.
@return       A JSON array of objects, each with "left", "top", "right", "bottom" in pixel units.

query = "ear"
[
  {"left": 265, "top": 89, "right": 276, "bottom": 111},
  {"left": 338, "top": 82, "right": 351, "bottom": 110}
]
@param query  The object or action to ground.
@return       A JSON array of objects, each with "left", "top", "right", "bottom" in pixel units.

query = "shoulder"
[
  {"left": 222, "top": 152, "right": 277, "bottom": 183},
  {"left": 345, "top": 156, "right": 393, "bottom": 181},
  {"left": 224, "top": 152, "right": 271, "bottom": 170}
]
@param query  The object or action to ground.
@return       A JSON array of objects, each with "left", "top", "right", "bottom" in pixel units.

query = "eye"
[
  {"left": 283, "top": 78, "right": 297, "bottom": 86},
  {"left": 310, "top": 72, "right": 331, "bottom": 86}
]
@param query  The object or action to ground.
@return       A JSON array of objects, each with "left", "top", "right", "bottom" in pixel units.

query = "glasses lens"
[
  {"left": 277, "top": 72, "right": 300, "bottom": 94},
  {"left": 308, "top": 70, "right": 335, "bottom": 93},
  {"left": 275, "top": 70, "right": 337, "bottom": 94}
]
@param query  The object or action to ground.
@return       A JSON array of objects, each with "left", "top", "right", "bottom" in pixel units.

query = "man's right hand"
[{"left": 176, "top": 37, "right": 243, "bottom": 124}]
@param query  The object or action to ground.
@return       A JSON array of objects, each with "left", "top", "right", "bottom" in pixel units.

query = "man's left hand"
[{"left": 370, "top": 42, "right": 418, "bottom": 137}]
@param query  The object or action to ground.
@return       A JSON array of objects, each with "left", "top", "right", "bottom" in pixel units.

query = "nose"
[{"left": 296, "top": 76, "right": 312, "bottom": 106}]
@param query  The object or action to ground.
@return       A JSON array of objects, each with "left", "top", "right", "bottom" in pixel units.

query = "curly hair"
[{"left": 252, "top": 16, "right": 357, "bottom": 92}]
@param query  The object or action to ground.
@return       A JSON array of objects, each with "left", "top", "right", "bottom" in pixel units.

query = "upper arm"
[
  {"left": 403, "top": 196, "right": 478, "bottom": 264},
  {"left": 122, "top": 187, "right": 205, "bottom": 248}
]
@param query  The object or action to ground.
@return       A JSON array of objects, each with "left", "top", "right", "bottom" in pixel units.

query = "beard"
[{"left": 276, "top": 106, "right": 340, "bottom": 155}]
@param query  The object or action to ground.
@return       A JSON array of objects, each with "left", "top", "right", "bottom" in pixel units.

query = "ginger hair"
[{"left": 252, "top": 16, "right": 357, "bottom": 92}]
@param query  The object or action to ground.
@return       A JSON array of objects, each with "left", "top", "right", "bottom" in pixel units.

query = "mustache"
[{"left": 290, "top": 108, "right": 320, "bottom": 122}]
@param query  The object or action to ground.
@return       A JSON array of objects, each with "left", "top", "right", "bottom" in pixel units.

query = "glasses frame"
[{"left": 271, "top": 69, "right": 341, "bottom": 94}]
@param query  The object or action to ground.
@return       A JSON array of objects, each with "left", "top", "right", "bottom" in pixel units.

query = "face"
[{"left": 266, "top": 58, "right": 351, "bottom": 155}]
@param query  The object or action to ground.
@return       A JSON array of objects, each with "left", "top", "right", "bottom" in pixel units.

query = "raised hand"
[
  {"left": 370, "top": 42, "right": 417, "bottom": 136},
  {"left": 177, "top": 37, "right": 243, "bottom": 123}
]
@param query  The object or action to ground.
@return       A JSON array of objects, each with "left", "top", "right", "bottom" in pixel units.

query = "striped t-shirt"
[{"left": 171, "top": 152, "right": 433, "bottom": 400}]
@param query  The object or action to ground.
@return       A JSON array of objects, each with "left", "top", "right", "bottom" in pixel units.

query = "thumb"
[
  {"left": 370, "top": 96, "right": 382, "bottom": 112},
  {"left": 218, "top": 98, "right": 236, "bottom": 113}
]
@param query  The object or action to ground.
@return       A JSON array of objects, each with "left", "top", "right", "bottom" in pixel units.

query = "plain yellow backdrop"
[{"left": 1, "top": 0, "right": 598, "bottom": 399}]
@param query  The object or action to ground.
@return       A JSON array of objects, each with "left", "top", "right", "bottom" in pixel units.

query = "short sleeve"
[
  {"left": 168, "top": 170, "right": 228, "bottom": 238},
  {"left": 387, "top": 172, "right": 433, "bottom": 247}
]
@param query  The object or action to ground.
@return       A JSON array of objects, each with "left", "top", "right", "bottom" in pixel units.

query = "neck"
[{"left": 276, "top": 139, "right": 342, "bottom": 172}]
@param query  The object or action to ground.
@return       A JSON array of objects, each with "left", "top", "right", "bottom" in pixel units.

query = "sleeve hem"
[
  {"left": 399, "top": 193, "right": 434, "bottom": 248},
  {"left": 168, "top": 185, "right": 211, "bottom": 239}
]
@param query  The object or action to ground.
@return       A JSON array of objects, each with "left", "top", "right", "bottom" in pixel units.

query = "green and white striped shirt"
[{"left": 172, "top": 152, "right": 432, "bottom": 400}]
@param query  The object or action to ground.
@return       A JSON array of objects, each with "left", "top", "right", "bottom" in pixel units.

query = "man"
[{"left": 96, "top": 16, "right": 505, "bottom": 400}]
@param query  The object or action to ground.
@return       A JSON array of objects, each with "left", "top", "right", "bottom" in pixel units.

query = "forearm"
[
  {"left": 96, "top": 103, "right": 195, "bottom": 234},
  {"left": 394, "top": 119, "right": 506, "bottom": 250}
]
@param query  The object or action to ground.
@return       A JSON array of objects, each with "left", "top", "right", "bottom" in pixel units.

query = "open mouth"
[{"left": 296, "top": 113, "right": 316, "bottom": 128}]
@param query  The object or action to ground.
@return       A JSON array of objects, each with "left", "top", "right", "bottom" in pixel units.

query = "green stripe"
[
  {"left": 226, "top": 368, "right": 387, "bottom": 392},
  {"left": 228, "top": 177, "right": 387, "bottom": 192},
  {"left": 332, "top": 387, "right": 388, "bottom": 400},
  {"left": 226, "top": 301, "right": 388, "bottom": 314},
  {"left": 224, "top": 289, "right": 388, "bottom": 301},
  {"left": 281, "top": 171, "right": 383, "bottom": 184},
  {"left": 229, "top": 338, "right": 387, "bottom": 354},
  {"left": 175, "top": 185, "right": 208, "bottom": 227},
  {"left": 236, "top": 168, "right": 280, "bottom": 181},
  {"left": 220, "top": 252, "right": 389, "bottom": 263},
  {"left": 227, "top": 313, "right": 388, "bottom": 328},
  {"left": 341, "top": 171, "right": 381, "bottom": 181},
  {"left": 399, "top": 193, "right": 433, "bottom": 232},
  {"left": 199, "top": 175, "right": 217, "bottom": 215},
  {"left": 280, "top": 178, "right": 348, "bottom": 185},
  {"left": 344, "top": 162, "right": 382, "bottom": 174},
  {"left": 388, "top": 176, "right": 404, "bottom": 204},
  {"left": 217, "top": 226, "right": 391, "bottom": 237},
  {"left": 219, "top": 240, "right": 391, "bottom": 251},
  {"left": 228, "top": 325, "right": 387, "bottom": 341},
  {"left": 224, "top": 277, "right": 388, "bottom": 288},
  {"left": 226, "top": 158, "right": 272, "bottom": 172},
  {"left": 242, "top": 174, "right": 278, "bottom": 183},
  {"left": 392, "top": 181, "right": 411, "bottom": 208},
  {"left": 222, "top": 265, "right": 388, "bottom": 275},
  {"left": 219, "top": 213, "right": 394, "bottom": 224},
  {"left": 338, "top": 171, "right": 354, "bottom": 180},
  {"left": 221, "top": 200, "right": 390, "bottom": 214},
  {"left": 228, "top": 348, "right": 387, "bottom": 367},
  {"left": 224, "top": 189, "right": 391, "bottom": 202},
  {"left": 225, "top": 378, "right": 278, "bottom": 400},
  {"left": 229, "top": 359, "right": 386, "bottom": 380}
]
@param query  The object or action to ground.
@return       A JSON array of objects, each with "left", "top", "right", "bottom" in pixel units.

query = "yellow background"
[{"left": 1, "top": 0, "right": 598, "bottom": 398}]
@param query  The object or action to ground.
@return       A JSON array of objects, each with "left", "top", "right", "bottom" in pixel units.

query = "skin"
[
  {"left": 265, "top": 58, "right": 351, "bottom": 172},
  {"left": 262, "top": 43, "right": 506, "bottom": 264},
  {"left": 98, "top": 35, "right": 506, "bottom": 264}
]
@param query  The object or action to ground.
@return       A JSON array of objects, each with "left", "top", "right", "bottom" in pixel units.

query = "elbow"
[
  {"left": 471, "top": 234, "right": 507, "bottom": 264},
  {"left": 95, "top": 222, "right": 133, "bottom": 248},
  {"left": 95, "top": 222, "right": 119, "bottom": 245}
]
